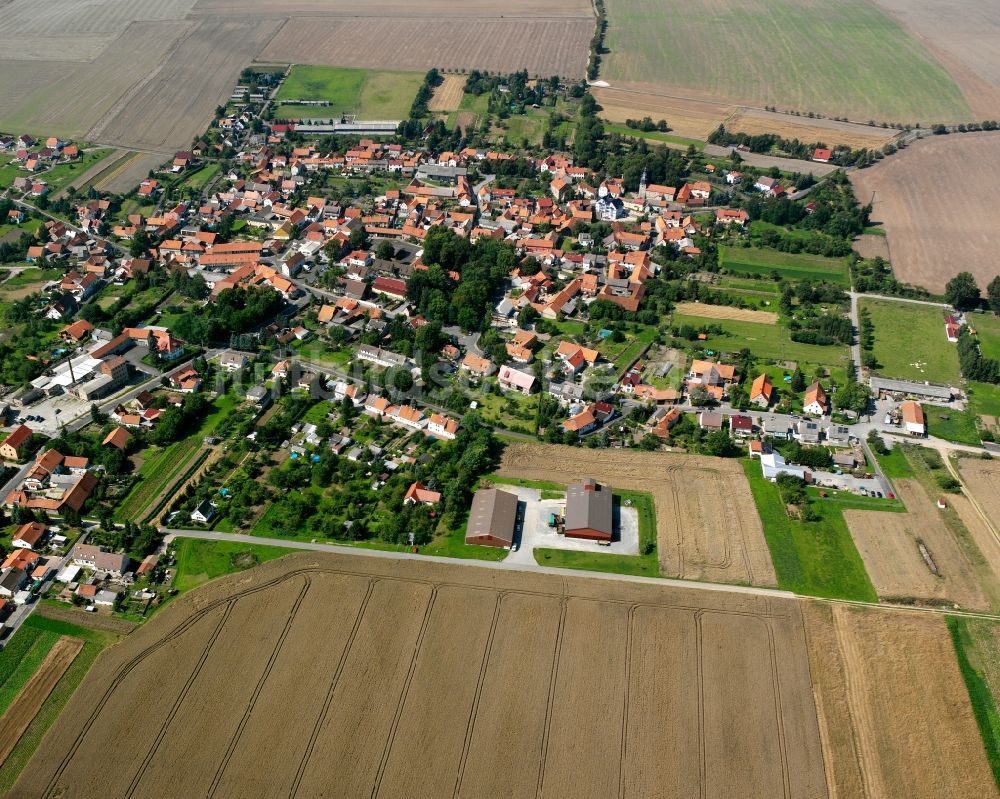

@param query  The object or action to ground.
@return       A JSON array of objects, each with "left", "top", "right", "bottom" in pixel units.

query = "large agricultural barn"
[
  {"left": 465, "top": 488, "right": 519, "bottom": 547},
  {"left": 564, "top": 478, "right": 613, "bottom": 541}
]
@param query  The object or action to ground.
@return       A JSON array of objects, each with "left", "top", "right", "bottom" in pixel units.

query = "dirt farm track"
[{"left": 11, "top": 552, "right": 828, "bottom": 799}]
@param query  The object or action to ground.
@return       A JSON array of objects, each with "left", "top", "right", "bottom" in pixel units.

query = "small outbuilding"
[{"left": 465, "top": 488, "right": 519, "bottom": 548}]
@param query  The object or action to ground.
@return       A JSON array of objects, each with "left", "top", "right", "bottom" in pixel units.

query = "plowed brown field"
[
  {"left": 803, "top": 602, "right": 997, "bottom": 799},
  {"left": 259, "top": 17, "right": 593, "bottom": 78},
  {"left": 497, "top": 443, "right": 776, "bottom": 587},
  {"left": 844, "top": 478, "right": 997, "bottom": 610},
  {"left": 850, "top": 132, "right": 1000, "bottom": 292},
  {"left": 10, "top": 552, "right": 827, "bottom": 799}
]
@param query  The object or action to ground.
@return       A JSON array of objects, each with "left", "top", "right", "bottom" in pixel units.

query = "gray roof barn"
[
  {"left": 564, "top": 478, "right": 613, "bottom": 541},
  {"left": 465, "top": 488, "right": 519, "bottom": 548}
]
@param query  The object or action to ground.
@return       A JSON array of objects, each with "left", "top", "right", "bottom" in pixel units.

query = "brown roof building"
[{"left": 465, "top": 488, "right": 519, "bottom": 548}]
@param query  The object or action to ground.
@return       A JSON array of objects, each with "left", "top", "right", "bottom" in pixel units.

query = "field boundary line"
[
  {"left": 695, "top": 609, "right": 706, "bottom": 799},
  {"left": 617, "top": 604, "right": 635, "bottom": 799},
  {"left": 535, "top": 597, "right": 567, "bottom": 799},
  {"left": 207, "top": 575, "right": 311, "bottom": 798},
  {"left": 289, "top": 577, "right": 376, "bottom": 798},
  {"left": 765, "top": 619, "right": 792, "bottom": 799},
  {"left": 452, "top": 592, "right": 504, "bottom": 798},
  {"left": 369, "top": 585, "right": 439, "bottom": 799}
]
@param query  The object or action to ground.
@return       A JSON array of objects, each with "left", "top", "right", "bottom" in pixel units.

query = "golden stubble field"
[
  {"left": 11, "top": 552, "right": 828, "bottom": 799},
  {"left": 674, "top": 301, "right": 778, "bottom": 325},
  {"left": 497, "top": 443, "right": 777, "bottom": 587},
  {"left": 843, "top": 478, "right": 1000, "bottom": 610},
  {"left": 804, "top": 601, "right": 997, "bottom": 799}
]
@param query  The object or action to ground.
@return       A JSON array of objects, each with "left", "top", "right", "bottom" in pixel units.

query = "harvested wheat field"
[
  {"left": 11, "top": 552, "right": 828, "bottom": 799},
  {"left": 591, "top": 85, "right": 732, "bottom": 140},
  {"left": 674, "top": 301, "right": 777, "bottom": 325},
  {"left": 259, "top": 17, "right": 592, "bottom": 78},
  {"left": 0, "top": 636, "right": 84, "bottom": 764},
  {"left": 497, "top": 443, "right": 776, "bottom": 587},
  {"left": 726, "top": 108, "right": 900, "bottom": 150},
  {"left": 428, "top": 74, "right": 467, "bottom": 113},
  {"left": 844, "top": 478, "right": 998, "bottom": 610},
  {"left": 851, "top": 132, "right": 1000, "bottom": 292},
  {"left": 803, "top": 602, "right": 997, "bottom": 798},
  {"left": 958, "top": 457, "right": 1000, "bottom": 535}
]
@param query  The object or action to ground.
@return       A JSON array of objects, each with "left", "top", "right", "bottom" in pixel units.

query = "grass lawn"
[
  {"left": 172, "top": 537, "right": 290, "bottom": 593},
  {"left": 862, "top": 298, "right": 960, "bottom": 384},
  {"left": 180, "top": 163, "right": 219, "bottom": 192},
  {"left": 0, "top": 267, "right": 63, "bottom": 289},
  {"left": 0, "top": 614, "right": 121, "bottom": 793},
  {"left": 673, "top": 312, "right": 850, "bottom": 370},
  {"left": 719, "top": 245, "right": 850, "bottom": 286},
  {"left": 947, "top": 616, "right": 1000, "bottom": 790},
  {"left": 972, "top": 313, "right": 1000, "bottom": 362},
  {"left": 873, "top": 443, "right": 916, "bottom": 480},
  {"left": 925, "top": 405, "right": 981, "bottom": 446},
  {"left": 742, "top": 460, "right": 877, "bottom": 601},
  {"left": 601, "top": 0, "right": 969, "bottom": 123},
  {"left": 43, "top": 148, "right": 114, "bottom": 193},
  {"left": 968, "top": 382, "right": 1000, "bottom": 420},
  {"left": 276, "top": 66, "right": 422, "bottom": 119},
  {"left": 602, "top": 123, "right": 705, "bottom": 150}
]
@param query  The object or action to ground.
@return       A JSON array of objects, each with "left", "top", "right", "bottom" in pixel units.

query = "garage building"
[
  {"left": 564, "top": 478, "right": 614, "bottom": 541},
  {"left": 465, "top": 488, "right": 519, "bottom": 547}
]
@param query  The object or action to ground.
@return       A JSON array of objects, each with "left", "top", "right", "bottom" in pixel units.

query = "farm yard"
[
  {"left": 497, "top": 444, "right": 777, "bottom": 587},
  {"left": 600, "top": 0, "right": 971, "bottom": 124},
  {"left": 10, "top": 552, "right": 830, "bottom": 799},
  {"left": 851, "top": 133, "right": 1000, "bottom": 293},
  {"left": 803, "top": 602, "right": 998, "bottom": 799},
  {"left": 274, "top": 66, "right": 423, "bottom": 120}
]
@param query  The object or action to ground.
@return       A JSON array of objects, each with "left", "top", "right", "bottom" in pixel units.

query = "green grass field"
[
  {"left": 43, "top": 148, "right": 113, "bottom": 194},
  {"left": 862, "top": 299, "right": 960, "bottom": 384},
  {"left": 873, "top": 443, "right": 916, "bottom": 480},
  {"left": 742, "top": 460, "right": 877, "bottom": 601},
  {"left": 969, "top": 382, "right": 1000, "bottom": 420},
  {"left": 973, "top": 313, "right": 1000, "bottom": 362},
  {"left": 947, "top": 616, "right": 1000, "bottom": 790},
  {"left": 172, "top": 537, "right": 290, "bottom": 592},
  {"left": 925, "top": 406, "right": 981, "bottom": 446},
  {"left": 276, "top": 66, "right": 422, "bottom": 120},
  {"left": 0, "top": 615, "right": 120, "bottom": 793},
  {"left": 601, "top": 123, "right": 705, "bottom": 150},
  {"left": 719, "top": 246, "right": 850, "bottom": 286},
  {"left": 602, "top": 0, "right": 970, "bottom": 123},
  {"left": 673, "top": 312, "right": 850, "bottom": 370}
]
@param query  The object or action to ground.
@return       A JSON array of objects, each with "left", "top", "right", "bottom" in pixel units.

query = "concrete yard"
[{"left": 500, "top": 484, "right": 638, "bottom": 566}]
